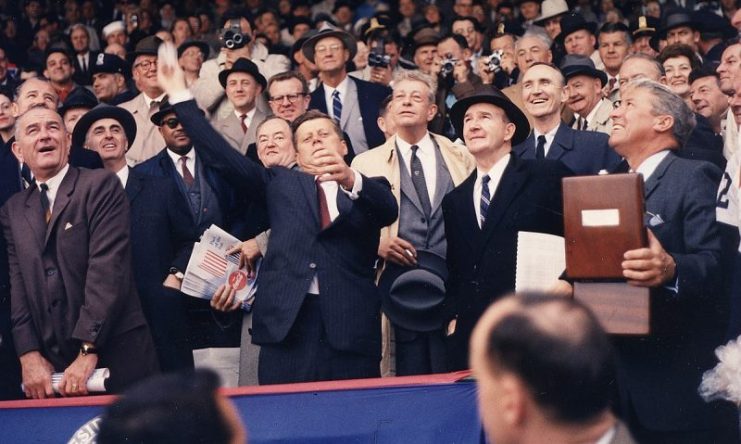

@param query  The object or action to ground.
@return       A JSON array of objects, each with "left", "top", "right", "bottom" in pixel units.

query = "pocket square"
[
  {"left": 64, "top": 222, "right": 73, "bottom": 230},
  {"left": 648, "top": 214, "right": 664, "bottom": 227}
]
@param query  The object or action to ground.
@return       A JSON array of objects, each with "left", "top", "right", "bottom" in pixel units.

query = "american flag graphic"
[{"left": 199, "top": 250, "right": 228, "bottom": 277}]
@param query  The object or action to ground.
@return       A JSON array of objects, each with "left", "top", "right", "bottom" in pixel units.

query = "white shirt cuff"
[
  {"left": 168, "top": 89, "right": 194, "bottom": 105},
  {"left": 339, "top": 169, "right": 363, "bottom": 200}
]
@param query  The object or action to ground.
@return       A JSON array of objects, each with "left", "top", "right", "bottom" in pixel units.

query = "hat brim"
[
  {"left": 450, "top": 93, "right": 531, "bottom": 146},
  {"left": 217, "top": 66, "right": 267, "bottom": 90},
  {"left": 533, "top": 10, "right": 567, "bottom": 26},
  {"left": 562, "top": 65, "right": 607, "bottom": 87},
  {"left": 178, "top": 41, "right": 210, "bottom": 60},
  {"left": 72, "top": 105, "right": 137, "bottom": 150},
  {"left": 555, "top": 21, "right": 598, "bottom": 44},
  {"left": 658, "top": 20, "right": 696, "bottom": 39},
  {"left": 302, "top": 30, "right": 358, "bottom": 64}
]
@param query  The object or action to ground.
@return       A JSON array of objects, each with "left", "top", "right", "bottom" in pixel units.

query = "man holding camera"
[{"left": 192, "top": 10, "right": 289, "bottom": 121}]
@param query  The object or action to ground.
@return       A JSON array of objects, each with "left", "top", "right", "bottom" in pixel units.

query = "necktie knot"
[
  {"left": 411, "top": 145, "right": 419, "bottom": 154},
  {"left": 39, "top": 182, "right": 49, "bottom": 192},
  {"left": 481, "top": 174, "right": 490, "bottom": 186},
  {"left": 536, "top": 135, "right": 546, "bottom": 160}
]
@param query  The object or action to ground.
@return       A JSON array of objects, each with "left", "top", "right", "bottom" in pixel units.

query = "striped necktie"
[
  {"left": 479, "top": 174, "right": 491, "bottom": 228},
  {"left": 332, "top": 90, "right": 342, "bottom": 123}
]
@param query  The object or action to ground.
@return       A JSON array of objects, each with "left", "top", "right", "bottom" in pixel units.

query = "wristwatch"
[
  {"left": 169, "top": 267, "right": 184, "bottom": 281},
  {"left": 80, "top": 343, "right": 98, "bottom": 356}
]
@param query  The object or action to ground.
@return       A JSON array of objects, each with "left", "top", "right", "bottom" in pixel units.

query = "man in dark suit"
[
  {"left": 156, "top": 45, "right": 398, "bottom": 384},
  {"left": 513, "top": 62, "right": 621, "bottom": 175},
  {"left": 69, "top": 24, "right": 99, "bottom": 87},
  {"left": 305, "top": 27, "right": 391, "bottom": 155},
  {"left": 0, "top": 107, "right": 158, "bottom": 398},
  {"left": 72, "top": 104, "right": 197, "bottom": 373},
  {"left": 134, "top": 100, "right": 255, "bottom": 353},
  {"left": 604, "top": 78, "right": 738, "bottom": 442},
  {"left": 443, "top": 86, "right": 571, "bottom": 371}
]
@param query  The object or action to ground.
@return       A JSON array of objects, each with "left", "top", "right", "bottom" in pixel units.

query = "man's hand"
[
  {"left": 19, "top": 351, "right": 54, "bottom": 399},
  {"left": 499, "top": 51, "right": 516, "bottom": 75},
  {"left": 163, "top": 273, "right": 183, "bottom": 290},
  {"left": 210, "top": 284, "right": 241, "bottom": 312},
  {"left": 156, "top": 41, "right": 187, "bottom": 97},
  {"left": 227, "top": 239, "right": 262, "bottom": 278},
  {"left": 453, "top": 59, "right": 470, "bottom": 84},
  {"left": 370, "top": 65, "right": 392, "bottom": 85},
  {"left": 477, "top": 58, "right": 495, "bottom": 85},
  {"left": 379, "top": 236, "right": 417, "bottom": 266},
  {"left": 59, "top": 350, "right": 98, "bottom": 397},
  {"left": 622, "top": 229, "right": 677, "bottom": 288},
  {"left": 311, "top": 147, "right": 355, "bottom": 189}
]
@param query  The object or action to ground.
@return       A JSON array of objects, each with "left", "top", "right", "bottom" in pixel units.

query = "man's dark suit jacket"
[
  {"left": 443, "top": 156, "right": 572, "bottom": 370},
  {"left": 72, "top": 51, "right": 100, "bottom": 86},
  {"left": 309, "top": 76, "right": 390, "bottom": 152},
  {"left": 0, "top": 167, "right": 157, "bottom": 391},
  {"left": 514, "top": 123, "right": 621, "bottom": 175},
  {"left": 677, "top": 113, "right": 726, "bottom": 171},
  {"left": 612, "top": 152, "right": 738, "bottom": 436},
  {"left": 172, "top": 98, "right": 398, "bottom": 365},
  {"left": 126, "top": 168, "right": 197, "bottom": 372}
]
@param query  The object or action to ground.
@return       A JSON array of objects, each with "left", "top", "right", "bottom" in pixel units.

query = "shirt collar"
[
  {"left": 396, "top": 132, "right": 433, "bottom": 157},
  {"left": 234, "top": 108, "right": 257, "bottom": 121},
  {"left": 324, "top": 76, "right": 350, "bottom": 100},
  {"left": 39, "top": 163, "right": 69, "bottom": 190},
  {"left": 167, "top": 147, "right": 195, "bottom": 165},
  {"left": 477, "top": 153, "right": 510, "bottom": 181},
  {"left": 635, "top": 150, "right": 670, "bottom": 181},
  {"left": 115, "top": 165, "right": 129, "bottom": 188},
  {"left": 533, "top": 124, "right": 559, "bottom": 150},
  {"left": 144, "top": 92, "right": 167, "bottom": 109},
  {"left": 579, "top": 98, "right": 607, "bottom": 122}
]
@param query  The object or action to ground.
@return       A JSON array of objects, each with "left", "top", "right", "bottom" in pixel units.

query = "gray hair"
[
  {"left": 623, "top": 53, "right": 665, "bottom": 78},
  {"left": 515, "top": 30, "right": 552, "bottom": 52},
  {"left": 392, "top": 70, "right": 437, "bottom": 103},
  {"left": 626, "top": 78, "right": 696, "bottom": 146}
]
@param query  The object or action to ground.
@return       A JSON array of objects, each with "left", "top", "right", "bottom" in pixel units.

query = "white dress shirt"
[
  {"left": 397, "top": 132, "right": 437, "bottom": 205},
  {"left": 533, "top": 125, "right": 559, "bottom": 157},
  {"left": 576, "top": 98, "right": 607, "bottom": 130},
  {"left": 144, "top": 92, "right": 167, "bottom": 109},
  {"left": 323, "top": 76, "right": 350, "bottom": 121},
  {"left": 473, "top": 154, "right": 510, "bottom": 228},
  {"left": 167, "top": 148, "right": 196, "bottom": 181},
  {"left": 38, "top": 164, "right": 70, "bottom": 214},
  {"left": 308, "top": 171, "right": 363, "bottom": 294},
  {"left": 115, "top": 165, "right": 129, "bottom": 188},
  {"left": 635, "top": 150, "right": 670, "bottom": 181},
  {"left": 234, "top": 108, "right": 257, "bottom": 130}
]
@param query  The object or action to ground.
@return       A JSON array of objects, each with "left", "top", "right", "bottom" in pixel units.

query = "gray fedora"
[
  {"left": 560, "top": 54, "right": 607, "bottom": 86},
  {"left": 301, "top": 25, "right": 358, "bottom": 64}
]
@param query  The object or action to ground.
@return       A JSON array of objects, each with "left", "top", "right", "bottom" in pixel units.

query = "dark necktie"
[
  {"left": 20, "top": 163, "right": 35, "bottom": 188},
  {"left": 410, "top": 145, "right": 432, "bottom": 217},
  {"left": 608, "top": 77, "right": 617, "bottom": 93},
  {"left": 240, "top": 114, "right": 248, "bottom": 133},
  {"left": 316, "top": 181, "right": 331, "bottom": 229},
  {"left": 479, "top": 174, "right": 491, "bottom": 228},
  {"left": 535, "top": 135, "right": 546, "bottom": 160},
  {"left": 180, "top": 156, "right": 194, "bottom": 188},
  {"left": 148, "top": 100, "right": 161, "bottom": 117},
  {"left": 332, "top": 90, "right": 342, "bottom": 123},
  {"left": 39, "top": 183, "right": 51, "bottom": 223}
]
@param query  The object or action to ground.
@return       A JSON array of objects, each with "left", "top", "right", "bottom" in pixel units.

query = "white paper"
[
  {"left": 581, "top": 209, "right": 620, "bottom": 227},
  {"left": 515, "top": 232, "right": 566, "bottom": 293},
  {"left": 22, "top": 368, "right": 111, "bottom": 394}
]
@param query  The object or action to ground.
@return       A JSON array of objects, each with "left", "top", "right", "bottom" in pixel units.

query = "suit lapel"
[
  {"left": 45, "top": 167, "right": 78, "bottom": 246},
  {"left": 23, "top": 187, "right": 45, "bottom": 250},
  {"left": 547, "top": 124, "right": 573, "bottom": 161},
  {"left": 643, "top": 152, "right": 675, "bottom": 201},
  {"left": 481, "top": 156, "right": 529, "bottom": 239},
  {"left": 125, "top": 167, "right": 144, "bottom": 202},
  {"left": 298, "top": 172, "right": 321, "bottom": 228},
  {"left": 312, "top": 84, "right": 329, "bottom": 114},
  {"left": 514, "top": 133, "right": 535, "bottom": 159},
  {"left": 340, "top": 79, "right": 359, "bottom": 129},
  {"left": 451, "top": 171, "right": 479, "bottom": 252}
]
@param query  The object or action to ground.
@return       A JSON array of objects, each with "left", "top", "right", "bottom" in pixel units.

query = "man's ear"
[
  {"left": 653, "top": 114, "right": 674, "bottom": 134},
  {"left": 427, "top": 103, "right": 439, "bottom": 122},
  {"left": 10, "top": 140, "right": 23, "bottom": 163},
  {"left": 500, "top": 374, "right": 528, "bottom": 427},
  {"left": 11, "top": 102, "right": 20, "bottom": 118},
  {"left": 377, "top": 116, "right": 387, "bottom": 134}
]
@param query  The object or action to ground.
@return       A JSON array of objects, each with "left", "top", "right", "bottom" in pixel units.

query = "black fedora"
[
  {"left": 177, "top": 39, "right": 210, "bottom": 60},
  {"left": 450, "top": 85, "right": 531, "bottom": 145},
  {"left": 693, "top": 10, "right": 737, "bottom": 40},
  {"left": 556, "top": 12, "right": 598, "bottom": 44},
  {"left": 379, "top": 251, "right": 449, "bottom": 332},
  {"left": 72, "top": 104, "right": 137, "bottom": 150},
  {"left": 218, "top": 57, "right": 267, "bottom": 90},
  {"left": 59, "top": 87, "right": 98, "bottom": 116},
  {"left": 560, "top": 54, "right": 607, "bottom": 86},
  {"left": 150, "top": 98, "right": 175, "bottom": 126},
  {"left": 301, "top": 25, "right": 358, "bottom": 64},
  {"left": 658, "top": 9, "right": 696, "bottom": 39}
]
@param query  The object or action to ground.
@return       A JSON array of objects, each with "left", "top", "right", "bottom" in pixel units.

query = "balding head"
[{"left": 13, "top": 78, "right": 59, "bottom": 116}]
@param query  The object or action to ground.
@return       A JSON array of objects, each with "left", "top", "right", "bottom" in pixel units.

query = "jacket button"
[
  {"left": 46, "top": 269, "right": 56, "bottom": 276},
  {"left": 309, "top": 263, "right": 316, "bottom": 269}
]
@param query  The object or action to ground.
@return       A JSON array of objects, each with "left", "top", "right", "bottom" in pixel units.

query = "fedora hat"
[
  {"left": 59, "top": 87, "right": 98, "bottom": 116},
  {"left": 450, "top": 85, "right": 531, "bottom": 145},
  {"left": 301, "top": 25, "right": 358, "bottom": 64},
  {"left": 658, "top": 9, "right": 696, "bottom": 39},
  {"left": 128, "top": 35, "right": 162, "bottom": 65},
  {"left": 218, "top": 57, "right": 267, "bottom": 89},
  {"left": 560, "top": 54, "right": 607, "bottom": 86},
  {"left": 534, "top": 0, "right": 569, "bottom": 26},
  {"left": 177, "top": 39, "right": 210, "bottom": 60},
  {"left": 72, "top": 104, "right": 136, "bottom": 150},
  {"left": 555, "top": 12, "right": 598, "bottom": 44},
  {"left": 379, "top": 251, "right": 449, "bottom": 332},
  {"left": 693, "top": 10, "right": 737, "bottom": 40}
]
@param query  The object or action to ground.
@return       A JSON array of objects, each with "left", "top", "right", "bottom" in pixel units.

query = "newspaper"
[
  {"left": 515, "top": 232, "right": 566, "bottom": 293},
  {"left": 21, "top": 368, "right": 110, "bottom": 394},
  {"left": 181, "top": 225, "right": 259, "bottom": 307}
]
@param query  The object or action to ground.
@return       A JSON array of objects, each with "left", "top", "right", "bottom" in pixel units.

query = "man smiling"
[{"left": 561, "top": 55, "right": 612, "bottom": 134}]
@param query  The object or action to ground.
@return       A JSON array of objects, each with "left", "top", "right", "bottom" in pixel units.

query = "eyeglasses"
[
  {"left": 268, "top": 93, "right": 305, "bottom": 104},
  {"left": 134, "top": 59, "right": 158, "bottom": 71},
  {"left": 315, "top": 44, "right": 343, "bottom": 54},
  {"left": 163, "top": 118, "right": 181, "bottom": 129}
]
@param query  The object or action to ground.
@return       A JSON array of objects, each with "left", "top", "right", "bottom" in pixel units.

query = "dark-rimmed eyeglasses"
[
  {"left": 268, "top": 93, "right": 306, "bottom": 104},
  {"left": 163, "top": 118, "right": 181, "bottom": 129},
  {"left": 134, "top": 60, "right": 158, "bottom": 71}
]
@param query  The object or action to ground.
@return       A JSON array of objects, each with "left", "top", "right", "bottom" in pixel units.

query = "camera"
[
  {"left": 368, "top": 41, "right": 391, "bottom": 68},
  {"left": 220, "top": 19, "right": 250, "bottom": 50},
  {"left": 486, "top": 50, "right": 503, "bottom": 73},
  {"left": 441, "top": 56, "right": 458, "bottom": 78}
]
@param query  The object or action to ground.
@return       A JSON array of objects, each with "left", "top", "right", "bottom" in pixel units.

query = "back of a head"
[
  {"left": 483, "top": 293, "right": 616, "bottom": 424},
  {"left": 96, "top": 370, "right": 237, "bottom": 444}
]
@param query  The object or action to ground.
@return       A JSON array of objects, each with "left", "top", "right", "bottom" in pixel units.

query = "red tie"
[
  {"left": 180, "top": 156, "right": 194, "bottom": 188},
  {"left": 316, "top": 182, "right": 331, "bottom": 229}
]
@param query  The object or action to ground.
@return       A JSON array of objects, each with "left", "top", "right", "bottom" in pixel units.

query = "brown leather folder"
[{"left": 563, "top": 174, "right": 647, "bottom": 279}]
